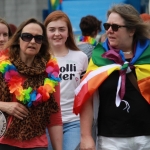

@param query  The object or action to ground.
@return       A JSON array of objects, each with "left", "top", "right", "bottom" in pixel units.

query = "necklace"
[
  {"left": 78, "top": 36, "right": 97, "bottom": 46},
  {"left": 0, "top": 54, "right": 61, "bottom": 107},
  {"left": 123, "top": 51, "right": 132, "bottom": 54}
]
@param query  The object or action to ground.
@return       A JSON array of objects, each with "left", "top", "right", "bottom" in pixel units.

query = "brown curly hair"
[{"left": 79, "top": 15, "right": 102, "bottom": 37}]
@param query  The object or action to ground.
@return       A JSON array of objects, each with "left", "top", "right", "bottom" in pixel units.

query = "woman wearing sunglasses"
[
  {"left": 44, "top": 11, "right": 88, "bottom": 150},
  {"left": 0, "top": 18, "right": 12, "bottom": 50},
  {"left": 0, "top": 18, "right": 63, "bottom": 150},
  {"left": 73, "top": 4, "right": 150, "bottom": 150}
]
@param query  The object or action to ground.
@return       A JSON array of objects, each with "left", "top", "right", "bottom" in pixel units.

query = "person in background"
[
  {"left": 140, "top": 13, "right": 150, "bottom": 39},
  {"left": 99, "top": 33, "right": 107, "bottom": 43},
  {"left": 77, "top": 15, "right": 101, "bottom": 62},
  {"left": 73, "top": 4, "right": 150, "bottom": 150},
  {"left": 0, "top": 18, "right": 12, "bottom": 50},
  {"left": 9, "top": 23, "right": 17, "bottom": 35},
  {"left": 44, "top": 11, "right": 88, "bottom": 150},
  {"left": 0, "top": 18, "right": 62, "bottom": 150},
  {"left": 140, "top": 13, "right": 150, "bottom": 22}
]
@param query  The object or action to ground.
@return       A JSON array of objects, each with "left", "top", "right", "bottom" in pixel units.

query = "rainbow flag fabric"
[
  {"left": 73, "top": 39, "right": 150, "bottom": 115},
  {"left": 50, "top": 0, "right": 62, "bottom": 10}
]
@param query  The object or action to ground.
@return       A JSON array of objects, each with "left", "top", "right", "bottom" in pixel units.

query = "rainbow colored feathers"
[
  {"left": 78, "top": 36, "right": 97, "bottom": 46},
  {"left": 0, "top": 51, "right": 60, "bottom": 107}
]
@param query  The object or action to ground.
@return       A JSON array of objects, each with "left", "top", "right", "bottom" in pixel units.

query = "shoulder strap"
[{"left": 127, "top": 72, "right": 140, "bottom": 92}]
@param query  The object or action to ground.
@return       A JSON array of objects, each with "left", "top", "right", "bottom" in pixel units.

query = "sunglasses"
[
  {"left": 20, "top": 33, "right": 43, "bottom": 44},
  {"left": 103, "top": 23, "right": 127, "bottom": 32}
]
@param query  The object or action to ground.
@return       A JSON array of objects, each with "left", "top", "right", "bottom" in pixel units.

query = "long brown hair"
[
  {"left": 44, "top": 10, "right": 79, "bottom": 51},
  {"left": 5, "top": 18, "right": 50, "bottom": 61}
]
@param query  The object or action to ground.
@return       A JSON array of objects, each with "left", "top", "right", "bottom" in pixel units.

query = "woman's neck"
[
  {"left": 111, "top": 43, "right": 134, "bottom": 59},
  {"left": 120, "top": 44, "right": 134, "bottom": 59},
  {"left": 124, "top": 52, "right": 133, "bottom": 59},
  {"left": 51, "top": 45, "right": 69, "bottom": 57},
  {"left": 20, "top": 54, "right": 35, "bottom": 67}
]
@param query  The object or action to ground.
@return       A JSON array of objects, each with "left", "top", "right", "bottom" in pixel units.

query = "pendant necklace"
[{"left": 123, "top": 51, "right": 132, "bottom": 55}]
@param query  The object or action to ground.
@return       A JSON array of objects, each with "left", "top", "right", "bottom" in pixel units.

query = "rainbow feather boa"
[
  {"left": 78, "top": 36, "right": 97, "bottom": 46},
  {"left": 0, "top": 52, "right": 60, "bottom": 107}
]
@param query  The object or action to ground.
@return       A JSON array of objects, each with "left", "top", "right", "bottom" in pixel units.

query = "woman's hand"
[
  {"left": 80, "top": 135, "right": 96, "bottom": 150},
  {"left": 0, "top": 102, "right": 29, "bottom": 120}
]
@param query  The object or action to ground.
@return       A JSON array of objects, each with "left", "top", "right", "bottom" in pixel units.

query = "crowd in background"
[{"left": 0, "top": 3, "right": 150, "bottom": 150}]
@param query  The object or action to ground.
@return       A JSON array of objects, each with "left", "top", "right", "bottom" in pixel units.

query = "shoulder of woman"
[
  {"left": 78, "top": 43, "right": 94, "bottom": 50},
  {"left": 70, "top": 49, "right": 88, "bottom": 59}
]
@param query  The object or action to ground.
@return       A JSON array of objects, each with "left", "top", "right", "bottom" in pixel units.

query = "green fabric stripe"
[
  {"left": 122, "top": 63, "right": 128, "bottom": 70},
  {"left": 135, "top": 45, "right": 150, "bottom": 65},
  {"left": 92, "top": 43, "right": 113, "bottom": 66},
  {"left": 92, "top": 43, "right": 150, "bottom": 66}
]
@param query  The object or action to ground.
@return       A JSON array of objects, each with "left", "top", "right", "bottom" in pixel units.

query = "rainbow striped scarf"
[{"left": 73, "top": 39, "right": 150, "bottom": 115}]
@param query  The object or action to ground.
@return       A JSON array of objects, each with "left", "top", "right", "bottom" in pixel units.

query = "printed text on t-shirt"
[{"left": 59, "top": 64, "right": 76, "bottom": 80}]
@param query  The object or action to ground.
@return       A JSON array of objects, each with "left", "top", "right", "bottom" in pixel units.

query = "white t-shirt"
[{"left": 55, "top": 50, "right": 88, "bottom": 123}]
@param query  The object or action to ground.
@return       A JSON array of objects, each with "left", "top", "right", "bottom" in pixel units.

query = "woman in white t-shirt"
[{"left": 44, "top": 11, "right": 88, "bottom": 150}]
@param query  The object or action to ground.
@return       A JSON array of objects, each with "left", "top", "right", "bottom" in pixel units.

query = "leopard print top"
[{"left": 0, "top": 55, "right": 59, "bottom": 141}]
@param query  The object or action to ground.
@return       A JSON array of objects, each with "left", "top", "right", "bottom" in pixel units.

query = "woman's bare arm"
[{"left": 80, "top": 97, "right": 96, "bottom": 150}]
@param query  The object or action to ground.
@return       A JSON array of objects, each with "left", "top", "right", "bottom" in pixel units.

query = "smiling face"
[
  {"left": 0, "top": 23, "right": 9, "bottom": 50},
  {"left": 46, "top": 19, "right": 68, "bottom": 49},
  {"left": 19, "top": 23, "right": 43, "bottom": 59},
  {"left": 106, "top": 12, "right": 135, "bottom": 50}
]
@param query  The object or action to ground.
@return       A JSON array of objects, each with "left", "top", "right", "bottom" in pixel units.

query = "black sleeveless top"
[{"left": 98, "top": 69, "right": 150, "bottom": 137}]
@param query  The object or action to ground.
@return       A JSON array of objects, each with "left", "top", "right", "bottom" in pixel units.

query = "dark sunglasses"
[
  {"left": 20, "top": 33, "right": 43, "bottom": 44},
  {"left": 103, "top": 23, "right": 127, "bottom": 32}
]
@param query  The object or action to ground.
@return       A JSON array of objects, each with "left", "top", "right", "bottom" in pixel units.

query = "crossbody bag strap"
[{"left": 127, "top": 72, "right": 140, "bottom": 92}]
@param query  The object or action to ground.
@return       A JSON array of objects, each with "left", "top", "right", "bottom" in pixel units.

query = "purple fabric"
[
  {"left": 102, "top": 50, "right": 124, "bottom": 65},
  {"left": 102, "top": 49, "right": 127, "bottom": 99}
]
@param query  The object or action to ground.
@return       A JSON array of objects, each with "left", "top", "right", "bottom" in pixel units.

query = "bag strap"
[{"left": 127, "top": 72, "right": 140, "bottom": 92}]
